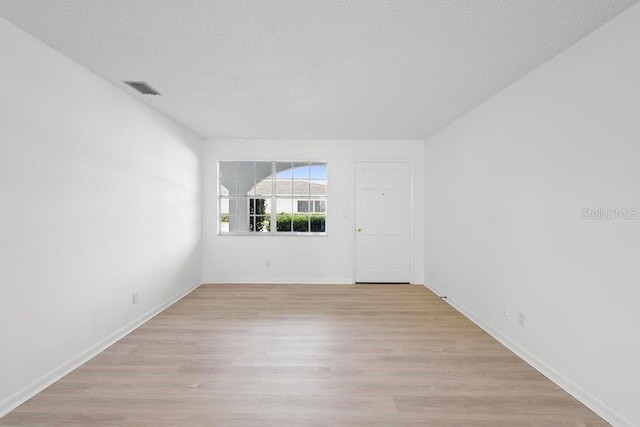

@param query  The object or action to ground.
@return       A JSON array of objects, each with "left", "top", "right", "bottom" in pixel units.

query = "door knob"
[{"left": 357, "top": 227, "right": 362, "bottom": 232}]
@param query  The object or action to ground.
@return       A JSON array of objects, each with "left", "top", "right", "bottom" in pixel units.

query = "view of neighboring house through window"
[
  {"left": 219, "top": 161, "right": 327, "bottom": 234},
  {"left": 297, "top": 200, "right": 326, "bottom": 213}
]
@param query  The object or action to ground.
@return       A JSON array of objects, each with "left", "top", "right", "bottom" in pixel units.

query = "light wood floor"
[{"left": 1, "top": 284, "right": 606, "bottom": 426}]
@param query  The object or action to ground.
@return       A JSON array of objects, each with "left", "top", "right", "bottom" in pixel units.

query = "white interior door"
[{"left": 355, "top": 161, "right": 412, "bottom": 283}]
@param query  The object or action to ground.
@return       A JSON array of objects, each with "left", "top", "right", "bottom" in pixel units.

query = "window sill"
[{"left": 217, "top": 232, "right": 328, "bottom": 237}]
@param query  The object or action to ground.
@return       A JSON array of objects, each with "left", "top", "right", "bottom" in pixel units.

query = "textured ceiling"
[{"left": 0, "top": 0, "right": 636, "bottom": 139}]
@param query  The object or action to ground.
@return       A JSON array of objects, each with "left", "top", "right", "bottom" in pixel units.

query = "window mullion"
[
  {"left": 307, "top": 163, "right": 311, "bottom": 232},
  {"left": 271, "top": 161, "right": 276, "bottom": 234}
]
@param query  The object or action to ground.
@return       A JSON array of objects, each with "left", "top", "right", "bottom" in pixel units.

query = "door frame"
[{"left": 353, "top": 159, "right": 414, "bottom": 284}]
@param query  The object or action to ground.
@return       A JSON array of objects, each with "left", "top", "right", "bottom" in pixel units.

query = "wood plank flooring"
[{"left": 1, "top": 284, "right": 607, "bottom": 426}]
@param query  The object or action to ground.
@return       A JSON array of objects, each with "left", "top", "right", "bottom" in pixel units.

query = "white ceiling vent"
[{"left": 124, "top": 81, "right": 161, "bottom": 95}]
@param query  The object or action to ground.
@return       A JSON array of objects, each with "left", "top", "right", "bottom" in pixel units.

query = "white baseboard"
[
  {"left": 423, "top": 281, "right": 447, "bottom": 298},
  {"left": 0, "top": 281, "right": 202, "bottom": 418},
  {"left": 440, "top": 292, "right": 631, "bottom": 427},
  {"left": 204, "top": 280, "right": 425, "bottom": 285},
  {"left": 203, "top": 278, "right": 351, "bottom": 285}
]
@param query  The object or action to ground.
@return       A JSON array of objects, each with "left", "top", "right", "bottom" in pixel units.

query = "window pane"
[
  {"left": 310, "top": 180, "right": 327, "bottom": 196},
  {"left": 238, "top": 179, "right": 254, "bottom": 196},
  {"left": 249, "top": 215, "right": 268, "bottom": 232},
  {"left": 255, "top": 215, "right": 270, "bottom": 232},
  {"left": 254, "top": 162, "right": 272, "bottom": 182},
  {"left": 275, "top": 177, "right": 293, "bottom": 197},
  {"left": 312, "top": 200, "right": 326, "bottom": 213},
  {"left": 221, "top": 179, "right": 238, "bottom": 195},
  {"left": 293, "top": 162, "right": 310, "bottom": 179},
  {"left": 253, "top": 177, "right": 272, "bottom": 196},
  {"left": 276, "top": 162, "right": 294, "bottom": 179},
  {"left": 220, "top": 199, "right": 230, "bottom": 234},
  {"left": 220, "top": 198, "right": 231, "bottom": 214},
  {"left": 225, "top": 216, "right": 237, "bottom": 233},
  {"left": 264, "top": 198, "right": 272, "bottom": 216},
  {"left": 293, "top": 213, "right": 310, "bottom": 232},
  {"left": 297, "top": 200, "right": 309, "bottom": 212},
  {"left": 237, "top": 162, "right": 255, "bottom": 182},
  {"left": 227, "top": 198, "right": 246, "bottom": 233},
  {"left": 237, "top": 212, "right": 250, "bottom": 232},
  {"left": 250, "top": 198, "right": 268, "bottom": 215},
  {"left": 310, "top": 214, "right": 326, "bottom": 232},
  {"left": 276, "top": 214, "right": 292, "bottom": 232},
  {"left": 293, "top": 180, "right": 310, "bottom": 197},
  {"left": 220, "top": 162, "right": 238, "bottom": 179},
  {"left": 276, "top": 198, "right": 293, "bottom": 215},
  {"left": 310, "top": 163, "right": 327, "bottom": 180}
]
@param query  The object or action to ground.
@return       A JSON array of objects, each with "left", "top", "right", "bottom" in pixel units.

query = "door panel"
[
  {"left": 361, "top": 235, "right": 381, "bottom": 270},
  {"left": 361, "top": 189, "right": 381, "bottom": 225},
  {"left": 386, "top": 234, "right": 410, "bottom": 271}
]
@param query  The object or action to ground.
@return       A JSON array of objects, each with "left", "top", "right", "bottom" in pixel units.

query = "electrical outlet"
[
  {"left": 266, "top": 260, "right": 271, "bottom": 268},
  {"left": 132, "top": 292, "right": 139, "bottom": 305},
  {"left": 518, "top": 312, "right": 525, "bottom": 327}
]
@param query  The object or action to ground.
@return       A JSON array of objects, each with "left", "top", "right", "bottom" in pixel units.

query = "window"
[{"left": 219, "top": 161, "right": 327, "bottom": 234}]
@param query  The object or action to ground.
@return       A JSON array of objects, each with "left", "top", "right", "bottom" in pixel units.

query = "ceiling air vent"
[{"left": 124, "top": 81, "right": 161, "bottom": 95}]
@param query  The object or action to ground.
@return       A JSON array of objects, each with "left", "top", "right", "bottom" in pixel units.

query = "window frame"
[{"left": 218, "top": 160, "right": 328, "bottom": 236}]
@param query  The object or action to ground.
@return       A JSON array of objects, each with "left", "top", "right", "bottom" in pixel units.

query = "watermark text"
[{"left": 580, "top": 207, "right": 639, "bottom": 220}]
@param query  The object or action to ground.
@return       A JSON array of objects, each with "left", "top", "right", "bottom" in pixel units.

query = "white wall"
[
  {"left": 0, "top": 18, "right": 203, "bottom": 415},
  {"left": 203, "top": 139, "right": 424, "bottom": 284},
  {"left": 424, "top": 4, "right": 640, "bottom": 426}
]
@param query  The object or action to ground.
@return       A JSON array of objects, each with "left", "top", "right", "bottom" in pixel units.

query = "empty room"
[{"left": 1, "top": 1, "right": 639, "bottom": 425}]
